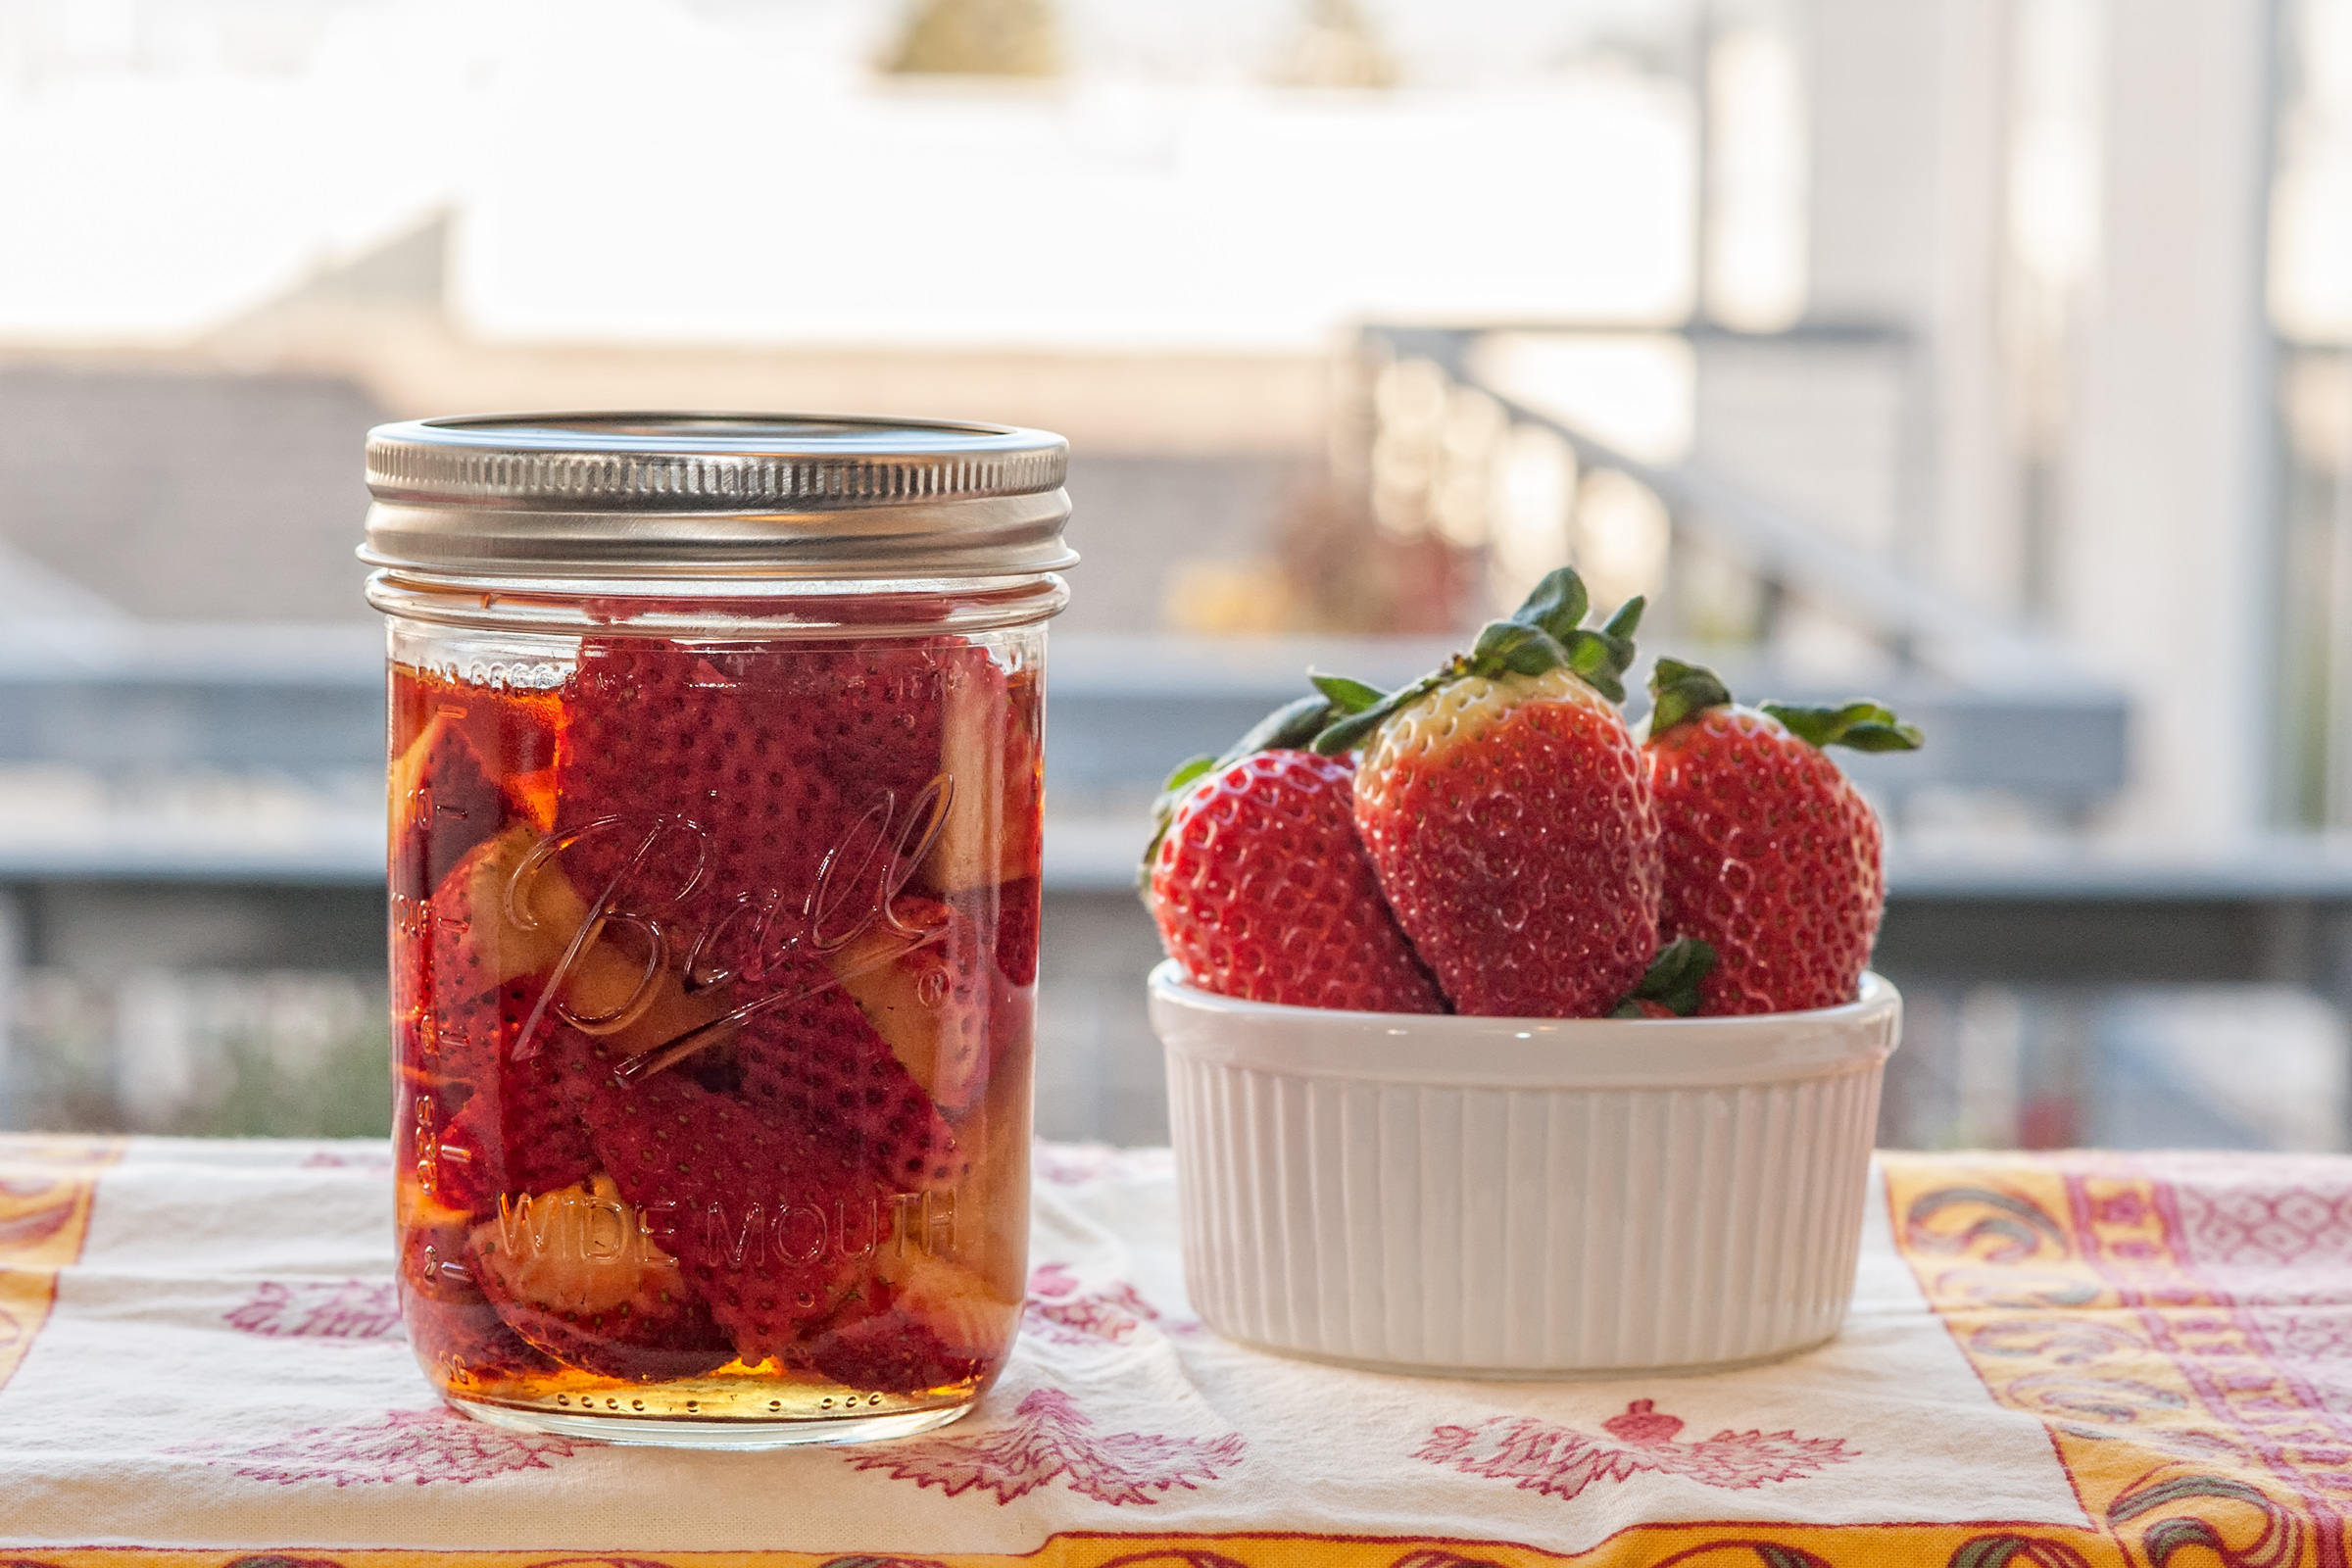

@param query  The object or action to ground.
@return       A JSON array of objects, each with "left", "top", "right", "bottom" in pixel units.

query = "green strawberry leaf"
[
  {"left": 1160, "top": 753, "right": 1216, "bottom": 794},
  {"left": 1760, "top": 700, "right": 1925, "bottom": 753},
  {"left": 1508, "top": 566, "right": 1590, "bottom": 644},
  {"left": 1838, "top": 720, "right": 1927, "bottom": 752},
  {"left": 1230, "top": 693, "right": 1337, "bottom": 756},
  {"left": 1317, "top": 564, "right": 1646, "bottom": 753},
  {"left": 1559, "top": 628, "right": 1627, "bottom": 702},
  {"left": 1311, "top": 699, "right": 1401, "bottom": 756},
  {"left": 1609, "top": 936, "right": 1717, "bottom": 1018},
  {"left": 1596, "top": 595, "right": 1645, "bottom": 677},
  {"left": 1308, "top": 671, "right": 1388, "bottom": 715},
  {"left": 1310, "top": 665, "right": 1455, "bottom": 756},
  {"left": 1470, "top": 618, "right": 1570, "bottom": 678},
  {"left": 1647, "top": 656, "right": 1734, "bottom": 736}
]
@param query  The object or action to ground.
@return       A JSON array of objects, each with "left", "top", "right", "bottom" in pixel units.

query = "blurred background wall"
[{"left": 0, "top": 0, "right": 2345, "bottom": 1152}]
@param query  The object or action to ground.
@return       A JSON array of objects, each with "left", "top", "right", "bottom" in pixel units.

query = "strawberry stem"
[
  {"left": 1610, "top": 936, "right": 1716, "bottom": 1018},
  {"left": 1760, "top": 700, "right": 1925, "bottom": 753},
  {"left": 1647, "top": 656, "right": 1734, "bottom": 735},
  {"left": 1647, "top": 660, "right": 1926, "bottom": 754},
  {"left": 1308, "top": 671, "right": 1387, "bottom": 714},
  {"left": 1310, "top": 665, "right": 1450, "bottom": 756},
  {"left": 1311, "top": 567, "right": 1644, "bottom": 754}
]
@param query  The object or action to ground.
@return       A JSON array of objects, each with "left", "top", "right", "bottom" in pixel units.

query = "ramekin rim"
[{"left": 1147, "top": 959, "right": 1895, "bottom": 1030}]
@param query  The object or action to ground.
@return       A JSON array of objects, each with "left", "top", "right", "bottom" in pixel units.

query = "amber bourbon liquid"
[{"left": 390, "top": 630, "right": 1041, "bottom": 1440}]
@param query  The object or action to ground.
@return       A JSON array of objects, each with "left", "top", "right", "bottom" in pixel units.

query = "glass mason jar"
[{"left": 362, "top": 414, "right": 1072, "bottom": 1446}]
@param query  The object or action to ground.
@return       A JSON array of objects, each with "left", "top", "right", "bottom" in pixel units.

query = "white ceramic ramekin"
[{"left": 1151, "top": 960, "right": 1900, "bottom": 1377}]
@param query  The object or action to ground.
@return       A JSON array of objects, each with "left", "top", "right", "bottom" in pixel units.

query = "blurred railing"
[{"left": 1351, "top": 322, "right": 2131, "bottom": 820}]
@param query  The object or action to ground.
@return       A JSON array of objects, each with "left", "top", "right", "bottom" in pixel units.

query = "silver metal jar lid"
[{"left": 361, "top": 412, "right": 1075, "bottom": 580}]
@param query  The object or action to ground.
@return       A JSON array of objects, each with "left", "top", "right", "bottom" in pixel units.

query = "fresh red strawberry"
[
  {"left": 1317, "top": 568, "right": 1659, "bottom": 1018},
  {"left": 558, "top": 1031, "right": 872, "bottom": 1366},
  {"left": 1642, "top": 659, "right": 1921, "bottom": 1014},
  {"left": 1149, "top": 748, "right": 1444, "bottom": 1012},
  {"left": 729, "top": 950, "right": 967, "bottom": 1190}
]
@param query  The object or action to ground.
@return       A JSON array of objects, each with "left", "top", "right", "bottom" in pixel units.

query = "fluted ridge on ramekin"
[{"left": 1160, "top": 983, "right": 1891, "bottom": 1376}]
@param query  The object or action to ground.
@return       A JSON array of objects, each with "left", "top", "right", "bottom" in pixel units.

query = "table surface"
[{"left": 3, "top": 1136, "right": 2348, "bottom": 1566}]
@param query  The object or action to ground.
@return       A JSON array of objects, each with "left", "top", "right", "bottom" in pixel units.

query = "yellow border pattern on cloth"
[
  {"left": 0, "top": 1132, "right": 123, "bottom": 1396},
  {"left": 0, "top": 1535, "right": 2163, "bottom": 1568},
  {"left": 1883, "top": 1150, "right": 2351, "bottom": 1568}
]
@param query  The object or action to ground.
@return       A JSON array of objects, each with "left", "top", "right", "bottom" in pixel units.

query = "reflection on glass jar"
[{"left": 364, "top": 414, "right": 1072, "bottom": 1446}]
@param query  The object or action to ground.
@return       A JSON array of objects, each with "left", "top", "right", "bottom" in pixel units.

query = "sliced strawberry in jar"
[
  {"left": 422, "top": 819, "right": 737, "bottom": 1075},
  {"left": 803, "top": 1250, "right": 1014, "bottom": 1396},
  {"left": 466, "top": 1173, "right": 735, "bottom": 1384},
  {"left": 555, "top": 641, "right": 858, "bottom": 921},
  {"left": 920, "top": 652, "right": 1042, "bottom": 898},
  {"left": 805, "top": 1315, "right": 982, "bottom": 1396},
  {"left": 391, "top": 680, "right": 563, "bottom": 899},
  {"left": 829, "top": 896, "right": 993, "bottom": 1113},
  {"left": 558, "top": 1031, "right": 872, "bottom": 1368},
  {"left": 422, "top": 978, "right": 537, "bottom": 1109},
  {"left": 399, "top": 1265, "right": 561, "bottom": 1388},
  {"left": 390, "top": 713, "right": 507, "bottom": 898},
  {"left": 791, "top": 642, "right": 955, "bottom": 816},
  {"left": 426, "top": 825, "right": 595, "bottom": 1020},
  {"left": 398, "top": 1180, "right": 487, "bottom": 1305},
  {"left": 974, "top": 874, "right": 1042, "bottom": 989},
  {"left": 728, "top": 951, "right": 967, "bottom": 1190},
  {"left": 432, "top": 1063, "right": 600, "bottom": 1220}
]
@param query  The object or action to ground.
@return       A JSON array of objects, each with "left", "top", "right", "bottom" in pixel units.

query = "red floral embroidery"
[
  {"left": 1417, "top": 1399, "right": 1853, "bottom": 1501},
  {"left": 846, "top": 1388, "right": 1244, "bottom": 1505},
  {"left": 195, "top": 1407, "right": 578, "bottom": 1486},
  {"left": 1025, "top": 1263, "right": 1167, "bottom": 1346},
  {"left": 225, "top": 1280, "right": 401, "bottom": 1340}
]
